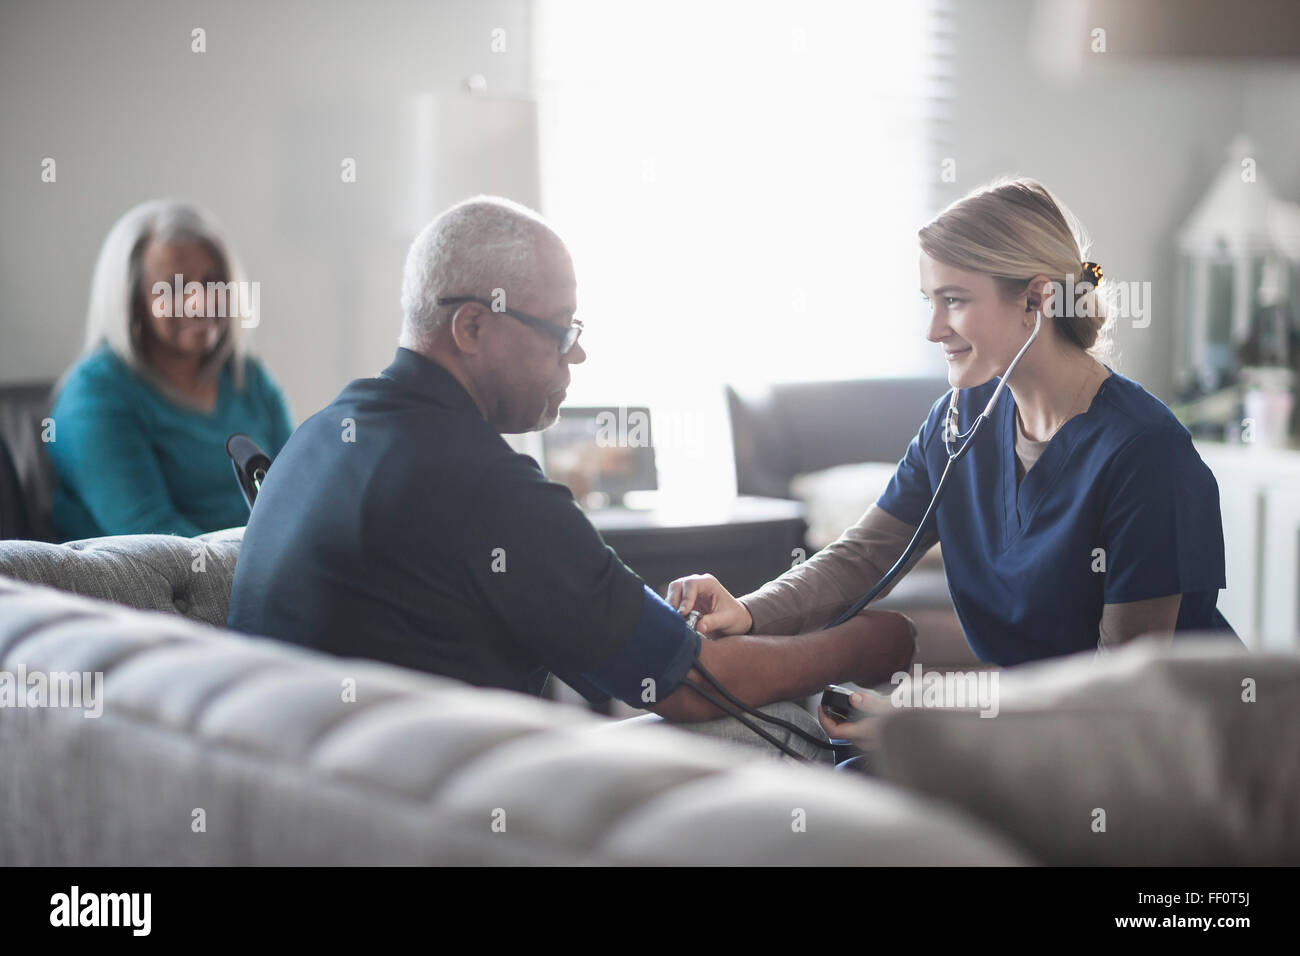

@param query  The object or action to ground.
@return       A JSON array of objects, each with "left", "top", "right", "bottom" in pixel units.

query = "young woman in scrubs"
[{"left": 667, "top": 177, "right": 1240, "bottom": 743}]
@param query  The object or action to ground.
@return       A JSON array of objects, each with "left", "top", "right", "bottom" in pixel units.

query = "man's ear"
[{"left": 448, "top": 303, "right": 486, "bottom": 355}]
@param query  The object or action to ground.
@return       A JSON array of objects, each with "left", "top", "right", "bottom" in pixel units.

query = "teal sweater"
[{"left": 49, "top": 347, "right": 294, "bottom": 541}]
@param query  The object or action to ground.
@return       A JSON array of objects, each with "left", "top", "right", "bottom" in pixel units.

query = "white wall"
[
  {"left": 4, "top": 0, "right": 1296, "bottom": 414},
  {"left": 937, "top": 0, "right": 1300, "bottom": 401},
  {"left": 0, "top": 0, "right": 533, "bottom": 419}
]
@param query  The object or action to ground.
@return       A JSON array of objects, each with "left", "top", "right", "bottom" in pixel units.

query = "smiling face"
[
  {"left": 137, "top": 239, "right": 227, "bottom": 360},
  {"left": 919, "top": 251, "right": 1042, "bottom": 389}
]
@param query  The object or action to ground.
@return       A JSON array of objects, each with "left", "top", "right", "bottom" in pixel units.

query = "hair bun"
[{"left": 1080, "top": 261, "right": 1103, "bottom": 286}]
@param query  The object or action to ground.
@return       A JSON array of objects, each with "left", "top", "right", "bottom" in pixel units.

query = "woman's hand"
[
  {"left": 666, "top": 573, "right": 753, "bottom": 637},
  {"left": 817, "top": 687, "right": 895, "bottom": 749}
]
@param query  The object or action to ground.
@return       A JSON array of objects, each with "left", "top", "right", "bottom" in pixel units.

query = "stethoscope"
[
  {"left": 826, "top": 308, "right": 1042, "bottom": 628},
  {"left": 681, "top": 310, "right": 1044, "bottom": 761}
]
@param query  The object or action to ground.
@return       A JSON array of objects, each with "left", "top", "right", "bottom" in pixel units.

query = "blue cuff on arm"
[{"left": 565, "top": 584, "right": 701, "bottom": 708}]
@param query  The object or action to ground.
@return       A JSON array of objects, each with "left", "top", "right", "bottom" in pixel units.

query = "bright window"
[{"left": 532, "top": 0, "right": 949, "bottom": 502}]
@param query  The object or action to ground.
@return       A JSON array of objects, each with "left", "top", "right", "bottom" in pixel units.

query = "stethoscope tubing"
[{"left": 826, "top": 309, "right": 1042, "bottom": 629}]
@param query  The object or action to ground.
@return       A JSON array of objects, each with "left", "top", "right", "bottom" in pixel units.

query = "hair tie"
[{"left": 1080, "top": 261, "right": 1103, "bottom": 287}]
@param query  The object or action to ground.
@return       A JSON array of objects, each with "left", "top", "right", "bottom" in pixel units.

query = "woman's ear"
[{"left": 1024, "top": 273, "right": 1054, "bottom": 315}]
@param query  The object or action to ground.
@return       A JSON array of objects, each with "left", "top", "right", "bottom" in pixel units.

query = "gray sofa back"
[
  {"left": 0, "top": 576, "right": 1030, "bottom": 865},
  {"left": 0, "top": 528, "right": 242, "bottom": 626},
  {"left": 0, "top": 531, "right": 1031, "bottom": 865}
]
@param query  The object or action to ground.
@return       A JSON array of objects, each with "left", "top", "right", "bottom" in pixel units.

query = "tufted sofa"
[
  {"left": 0, "top": 527, "right": 243, "bottom": 626},
  {"left": 3, "top": 530, "right": 1294, "bottom": 866},
  {"left": 0, "top": 529, "right": 1031, "bottom": 866}
]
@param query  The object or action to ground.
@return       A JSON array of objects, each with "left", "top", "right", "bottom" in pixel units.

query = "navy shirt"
[
  {"left": 876, "top": 366, "right": 1241, "bottom": 666},
  {"left": 227, "top": 347, "right": 699, "bottom": 705}
]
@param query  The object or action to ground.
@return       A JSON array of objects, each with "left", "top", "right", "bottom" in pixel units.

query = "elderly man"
[{"left": 227, "top": 196, "right": 913, "bottom": 760}]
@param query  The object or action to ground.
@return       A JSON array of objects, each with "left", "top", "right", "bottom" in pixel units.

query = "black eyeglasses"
[{"left": 435, "top": 295, "right": 584, "bottom": 355}]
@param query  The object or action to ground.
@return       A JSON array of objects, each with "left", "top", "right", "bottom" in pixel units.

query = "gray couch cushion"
[
  {"left": 877, "top": 637, "right": 1300, "bottom": 865},
  {"left": 0, "top": 577, "right": 1033, "bottom": 865},
  {"left": 0, "top": 527, "right": 243, "bottom": 626}
]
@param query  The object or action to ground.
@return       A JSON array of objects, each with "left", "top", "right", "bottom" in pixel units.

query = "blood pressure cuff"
[{"left": 552, "top": 584, "right": 701, "bottom": 708}]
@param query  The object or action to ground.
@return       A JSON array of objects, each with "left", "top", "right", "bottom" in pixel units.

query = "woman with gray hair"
[{"left": 48, "top": 200, "right": 293, "bottom": 540}]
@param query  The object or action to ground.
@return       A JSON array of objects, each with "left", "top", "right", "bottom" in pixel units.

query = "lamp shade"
[{"left": 1177, "top": 135, "right": 1278, "bottom": 258}]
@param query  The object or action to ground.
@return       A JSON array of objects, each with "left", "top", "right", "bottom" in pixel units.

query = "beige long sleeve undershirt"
[
  {"left": 738, "top": 503, "right": 937, "bottom": 636},
  {"left": 738, "top": 412, "right": 1181, "bottom": 647}
]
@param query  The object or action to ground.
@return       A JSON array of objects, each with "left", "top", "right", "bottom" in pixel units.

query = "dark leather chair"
[
  {"left": 725, "top": 376, "right": 949, "bottom": 499},
  {"left": 0, "top": 382, "right": 55, "bottom": 541}
]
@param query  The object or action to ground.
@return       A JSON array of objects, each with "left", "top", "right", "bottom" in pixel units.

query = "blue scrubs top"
[{"left": 876, "top": 366, "right": 1240, "bottom": 666}]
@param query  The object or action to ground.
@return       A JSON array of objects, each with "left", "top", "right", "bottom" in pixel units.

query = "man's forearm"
[{"left": 653, "top": 609, "right": 914, "bottom": 722}]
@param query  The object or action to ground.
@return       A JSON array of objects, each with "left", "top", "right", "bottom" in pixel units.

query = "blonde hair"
[
  {"left": 919, "top": 177, "right": 1113, "bottom": 359},
  {"left": 78, "top": 199, "right": 253, "bottom": 395}
]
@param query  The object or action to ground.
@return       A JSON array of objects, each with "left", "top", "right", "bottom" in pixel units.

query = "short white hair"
[{"left": 399, "top": 196, "right": 562, "bottom": 347}]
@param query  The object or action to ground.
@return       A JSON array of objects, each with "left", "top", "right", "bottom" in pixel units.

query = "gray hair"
[
  {"left": 399, "top": 196, "right": 561, "bottom": 348},
  {"left": 79, "top": 199, "right": 251, "bottom": 393}
]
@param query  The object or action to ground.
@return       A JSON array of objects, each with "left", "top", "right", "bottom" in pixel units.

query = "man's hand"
[{"left": 666, "top": 573, "right": 753, "bottom": 637}]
